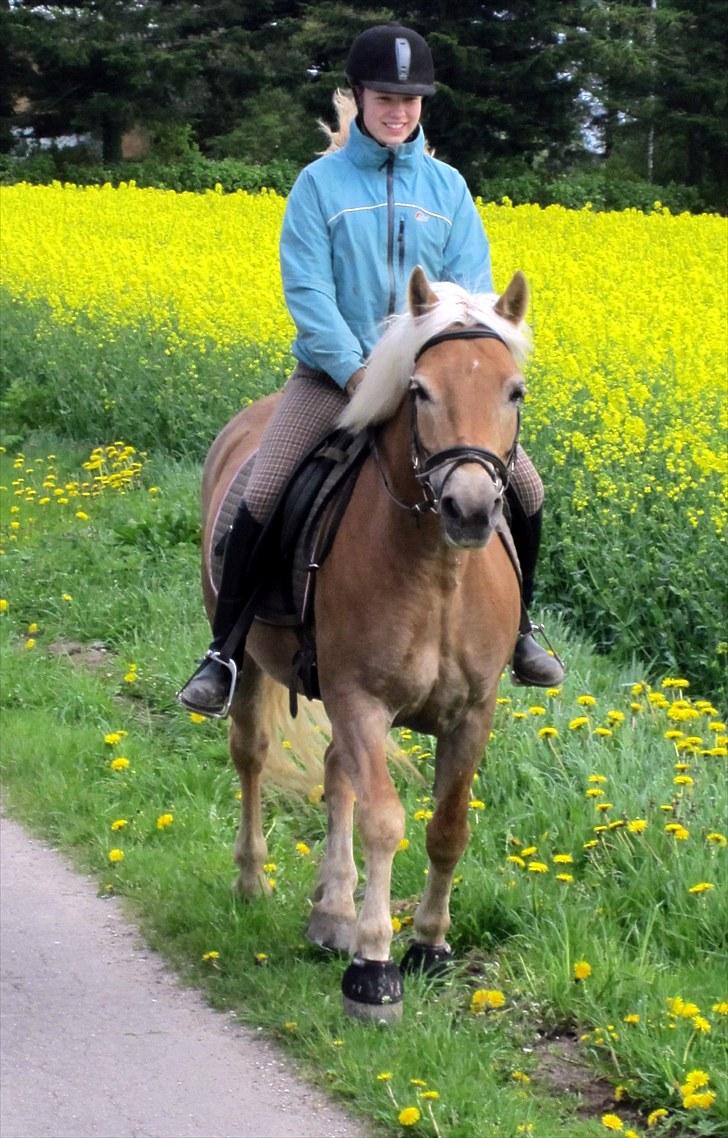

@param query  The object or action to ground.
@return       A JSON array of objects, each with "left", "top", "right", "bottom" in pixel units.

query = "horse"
[{"left": 200, "top": 265, "right": 530, "bottom": 1022}]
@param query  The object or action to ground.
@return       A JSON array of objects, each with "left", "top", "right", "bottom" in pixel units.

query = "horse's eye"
[
  {"left": 410, "top": 381, "right": 432, "bottom": 403},
  {"left": 509, "top": 384, "right": 526, "bottom": 404}
]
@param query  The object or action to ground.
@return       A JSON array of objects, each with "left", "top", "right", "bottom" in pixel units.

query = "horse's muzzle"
[{"left": 439, "top": 486, "right": 504, "bottom": 548}]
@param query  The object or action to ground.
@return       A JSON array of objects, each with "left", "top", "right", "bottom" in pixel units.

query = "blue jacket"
[{"left": 280, "top": 119, "right": 493, "bottom": 388}]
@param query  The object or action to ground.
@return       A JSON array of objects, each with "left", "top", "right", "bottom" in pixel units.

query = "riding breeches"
[{"left": 242, "top": 363, "right": 544, "bottom": 524}]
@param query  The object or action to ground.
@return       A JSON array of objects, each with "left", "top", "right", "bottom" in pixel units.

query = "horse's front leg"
[
  {"left": 402, "top": 707, "right": 492, "bottom": 974},
  {"left": 306, "top": 742, "right": 358, "bottom": 954},
  {"left": 329, "top": 702, "right": 405, "bottom": 1022}
]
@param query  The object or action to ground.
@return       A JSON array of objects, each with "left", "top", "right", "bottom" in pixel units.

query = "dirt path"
[{"left": 0, "top": 812, "right": 370, "bottom": 1138}]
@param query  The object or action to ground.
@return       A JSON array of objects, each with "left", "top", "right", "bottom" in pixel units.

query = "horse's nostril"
[{"left": 440, "top": 495, "right": 462, "bottom": 524}]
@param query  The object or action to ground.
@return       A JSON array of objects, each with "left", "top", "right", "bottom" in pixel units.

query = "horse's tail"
[{"left": 257, "top": 680, "right": 423, "bottom": 794}]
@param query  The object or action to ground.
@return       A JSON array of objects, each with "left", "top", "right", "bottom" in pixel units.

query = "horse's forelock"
[{"left": 338, "top": 282, "right": 531, "bottom": 433}]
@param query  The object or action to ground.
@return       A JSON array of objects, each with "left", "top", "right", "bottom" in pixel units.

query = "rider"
[{"left": 178, "top": 23, "right": 564, "bottom": 716}]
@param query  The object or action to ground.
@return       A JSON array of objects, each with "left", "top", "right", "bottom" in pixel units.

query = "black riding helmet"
[{"left": 346, "top": 24, "right": 435, "bottom": 96}]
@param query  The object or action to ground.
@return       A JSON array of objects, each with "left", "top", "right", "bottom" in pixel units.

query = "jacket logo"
[
  {"left": 414, "top": 210, "right": 430, "bottom": 222},
  {"left": 395, "top": 39, "right": 411, "bottom": 81}
]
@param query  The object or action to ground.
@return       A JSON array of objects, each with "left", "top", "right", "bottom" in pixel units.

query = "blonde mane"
[
  {"left": 318, "top": 88, "right": 435, "bottom": 155},
  {"left": 339, "top": 282, "right": 531, "bottom": 434}
]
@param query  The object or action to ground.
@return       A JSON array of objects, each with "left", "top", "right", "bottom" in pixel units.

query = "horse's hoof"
[
  {"left": 341, "top": 957, "right": 403, "bottom": 1024},
  {"left": 400, "top": 941, "right": 454, "bottom": 976},
  {"left": 306, "top": 910, "right": 355, "bottom": 955}
]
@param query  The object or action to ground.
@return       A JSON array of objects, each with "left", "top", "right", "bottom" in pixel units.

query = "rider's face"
[{"left": 360, "top": 90, "right": 422, "bottom": 146}]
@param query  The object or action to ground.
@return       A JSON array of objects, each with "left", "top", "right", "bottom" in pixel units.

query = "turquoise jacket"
[{"left": 280, "top": 120, "right": 493, "bottom": 388}]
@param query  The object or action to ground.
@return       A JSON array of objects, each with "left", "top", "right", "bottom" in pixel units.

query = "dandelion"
[
  {"left": 189, "top": 712, "right": 207, "bottom": 724},
  {"left": 470, "top": 988, "right": 506, "bottom": 1012},
  {"left": 108, "top": 848, "right": 124, "bottom": 863},
  {"left": 682, "top": 1070, "right": 710, "bottom": 1090},
  {"left": 507, "top": 855, "right": 526, "bottom": 869},
  {"left": 75, "top": 510, "right": 89, "bottom": 521},
  {"left": 569, "top": 716, "right": 589, "bottom": 730},
  {"left": 398, "top": 1106, "right": 421, "bottom": 1126},
  {"left": 607, "top": 710, "right": 625, "bottom": 724},
  {"left": 595, "top": 802, "right": 614, "bottom": 813},
  {"left": 511, "top": 1071, "right": 531, "bottom": 1083},
  {"left": 646, "top": 1108, "right": 669, "bottom": 1127},
  {"left": 202, "top": 950, "right": 220, "bottom": 962},
  {"left": 110, "top": 819, "right": 128, "bottom": 831},
  {"left": 521, "top": 846, "right": 538, "bottom": 857},
  {"left": 397, "top": 838, "right": 410, "bottom": 852},
  {"left": 295, "top": 841, "right": 311, "bottom": 856},
  {"left": 546, "top": 687, "right": 561, "bottom": 698},
  {"left": 62, "top": 593, "right": 73, "bottom": 602},
  {"left": 156, "top": 813, "right": 174, "bottom": 830},
  {"left": 595, "top": 727, "right": 613, "bottom": 738},
  {"left": 110, "top": 757, "right": 130, "bottom": 771},
  {"left": 391, "top": 916, "right": 402, "bottom": 933},
  {"left": 673, "top": 774, "right": 694, "bottom": 786},
  {"left": 556, "top": 873, "right": 574, "bottom": 883},
  {"left": 0, "top": 599, "right": 8, "bottom": 613},
  {"left": 691, "top": 1015, "right": 711, "bottom": 1033},
  {"left": 421, "top": 1090, "right": 440, "bottom": 1100},
  {"left": 469, "top": 799, "right": 485, "bottom": 810},
  {"left": 682, "top": 1091, "right": 715, "bottom": 1109},
  {"left": 586, "top": 788, "right": 605, "bottom": 798},
  {"left": 123, "top": 664, "right": 138, "bottom": 683},
  {"left": 601, "top": 1114, "right": 623, "bottom": 1131},
  {"left": 254, "top": 952, "right": 268, "bottom": 965},
  {"left": 307, "top": 783, "right": 324, "bottom": 804},
  {"left": 627, "top": 819, "right": 648, "bottom": 833},
  {"left": 25, "top": 638, "right": 36, "bottom": 650},
  {"left": 574, "top": 960, "right": 592, "bottom": 981},
  {"left": 409, "top": 1079, "right": 427, "bottom": 1088},
  {"left": 553, "top": 853, "right": 573, "bottom": 864},
  {"left": 588, "top": 774, "right": 608, "bottom": 783},
  {"left": 528, "top": 861, "right": 549, "bottom": 873},
  {"left": 623, "top": 1013, "right": 640, "bottom": 1024},
  {"left": 538, "top": 725, "right": 559, "bottom": 739},
  {"left": 104, "top": 730, "right": 127, "bottom": 746},
  {"left": 283, "top": 1021, "right": 297, "bottom": 1031},
  {"left": 376, "top": 1072, "right": 393, "bottom": 1082},
  {"left": 688, "top": 882, "right": 714, "bottom": 894},
  {"left": 577, "top": 694, "right": 597, "bottom": 706},
  {"left": 413, "top": 809, "right": 433, "bottom": 821},
  {"left": 712, "top": 1001, "right": 728, "bottom": 1015}
]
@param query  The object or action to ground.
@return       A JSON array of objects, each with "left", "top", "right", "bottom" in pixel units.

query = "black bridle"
[{"left": 372, "top": 326, "right": 521, "bottom": 517}]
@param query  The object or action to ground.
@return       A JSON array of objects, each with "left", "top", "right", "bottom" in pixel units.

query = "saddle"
[{"left": 209, "top": 429, "right": 371, "bottom": 713}]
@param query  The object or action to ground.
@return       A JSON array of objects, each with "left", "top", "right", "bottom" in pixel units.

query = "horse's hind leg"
[
  {"left": 307, "top": 742, "right": 358, "bottom": 953},
  {"left": 229, "top": 654, "right": 274, "bottom": 898}
]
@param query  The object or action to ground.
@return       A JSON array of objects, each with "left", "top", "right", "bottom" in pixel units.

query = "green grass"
[{"left": 1, "top": 438, "right": 727, "bottom": 1138}]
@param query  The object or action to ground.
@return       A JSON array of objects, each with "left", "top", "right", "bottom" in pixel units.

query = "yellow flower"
[
  {"left": 507, "top": 855, "right": 526, "bottom": 869},
  {"left": 398, "top": 1107, "right": 421, "bottom": 1127},
  {"left": 553, "top": 853, "right": 573, "bottom": 864},
  {"left": 588, "top": 774, "right": 608, "bottom": 783},
  {"left": 307, "top": 783, "right": 324, "bottom": 804},
  {"left": 538, "top": 725, "right": 559, "bottom": 738},
  {"left": 586, "top": 788, "right": 605, "bottom": 798},
  {"left": 646, "top": 1107, "right": 669, "bottom": 1126},
  {"left": 108, "top": 848, "right": 124, "bottom": 863},
  {"left": 295, "top": 841, "right": 311, "bottom": 856},
  {"left": 712, "top": 1001, "right": 728, "bottom": 1015},
  {"left": 27, "top": 621, "right": 39, "bottom": 633},
  {"left": 0, "top": 598, "right": 8, "bottom": 613},
  {"left": 376, "top": 1072, "right": 393, "bottom": 1082},
  {"left": 421, "top": 1090, "right": 440, "bottom": 1100},
  {"left": 556, "top": 873, "right": 573, "bottom": 883},
  {"left": 75, "top": 510, "right": 89, "bottom": 521},
  {"left": 682, "top": 1090, "right": 715, "bottom": 1109},
  {"left": 569, "top": 716, "right": 589, "bottom": 730},
  {"left": 110, "top": 757, "right": 130, "bottom": 771},
  {"left": 469, "top": 799, "right": 485, "bottom": 810},
  {"left": 574, "top": 960, "right": 592, "bottom": 981},
  {"left": 413, "top": 809, "right": 433, "bottom": 821},
  {"left": 706, "top": 831, "right": 727, "bottom": 845},
  {"left": 397, "top": 837, "right": 410, "bottom": 851},
  {"left": 601, "top": 1114, "right": 623, "bottom": 1131},
  {"left": 673, "top": 774, "right": 694, "bottom": 786},
  {"left": 409, "top": 1078, "right": 427, "bottom": 1088},
  {"left": 391, "top": 916, "right": 402, "bottom": 933},
  {"left": 254, "top": 952, "right": 268, "bottom": 964},
  {"left": 527, "top": 861, "right": 549, "bottom": 873},
  {"left": 623, "top": 1013, "right": 640, "bottom": 1024},
  {"left": 627, "top": 819, "right": 648, "bottom": 833},
  {"left": 156, "top": 813, "right": 174, "bottom": 830},
  {"left": 110, "top": 818, "right": 128, "bottom": 831},
  {"left": 470, "top": 988, "right": 506, "bottom": 1012},
  {"left": 202, "top": 950, "right": 220, "bottom": 962},
  {"left": 511, "top": 1071, "right": 531, "bottom": 1083},
  {"left": 25, "top": 638, "right": 36, "bottom": 650},
  {"left": 104, "top": 730, "right": 127, "bottom": 745},
  {"left": 577, "top": 694, "right": 597, "bottom": 706},
  {"left": 521, "top": 846, "right": 538, "bottom": 857},
  {"left": 688, "top": 882, "right": 714, "bottom": 894},
  {"left": 189, "top": 712, "right": 207, "bottom": 724},
  {"left": 683, "top": 1070, "right": 710, "bottom": 1090},
  {"left": 691, "top": 1015, "right": 711, "bottom": 1033}
]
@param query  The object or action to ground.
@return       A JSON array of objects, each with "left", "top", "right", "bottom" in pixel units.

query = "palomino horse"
[{"left": 201, "top": 266, "right": 530, "bottom": 1022}]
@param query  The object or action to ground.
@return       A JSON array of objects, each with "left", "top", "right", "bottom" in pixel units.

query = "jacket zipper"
[
  {"left": 397, "top": 217, "right": 405, "bottom": 279},
  {"left": 386, "top": 153, "right": 396, "bottom": 316}
]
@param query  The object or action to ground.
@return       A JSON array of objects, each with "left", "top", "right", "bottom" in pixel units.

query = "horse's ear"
[
  {"left": 409, "top": 265, "right": 439, "bottom": 317},
  {"left": 493, "top": 271, "right": 529, "bottom": 324}
]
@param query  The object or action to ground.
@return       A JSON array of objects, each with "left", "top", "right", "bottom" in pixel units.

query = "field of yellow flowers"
[{"left": 0, "top": 182, "right": 726, "bottom": 698}]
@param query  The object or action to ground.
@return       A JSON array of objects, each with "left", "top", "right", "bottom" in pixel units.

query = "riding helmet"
[{"left": 346, "top": 24, "right": 435, "bottom": 96}]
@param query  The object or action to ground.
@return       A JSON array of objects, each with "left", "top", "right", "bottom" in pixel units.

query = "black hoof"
[
  {"left": 341, "top": 957, "right": 403, "bottom": 1023},
  {"left": 400, "top": 941, "right": 454, "bottom": 976}
]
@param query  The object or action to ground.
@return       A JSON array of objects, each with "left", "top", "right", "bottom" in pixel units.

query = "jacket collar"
[{"left": 345, "top": 118, "right": 425, "bottom": 170}]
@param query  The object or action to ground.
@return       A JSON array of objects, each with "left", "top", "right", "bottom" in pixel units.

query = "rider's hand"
[{"left": 345, "top": 367, "right": 366, "bottom": 398}]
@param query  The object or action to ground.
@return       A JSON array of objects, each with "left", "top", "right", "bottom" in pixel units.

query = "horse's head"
[
  {"left": 405, "top": 266, "right": 528, "bottom": 547},
  {"left": 339, "top": 265, "right": 531, "bottom": 549}
]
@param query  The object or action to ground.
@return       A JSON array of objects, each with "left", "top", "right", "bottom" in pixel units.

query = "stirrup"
[{"left": 176, "top": 651, "right": 238, "bottom": 719}]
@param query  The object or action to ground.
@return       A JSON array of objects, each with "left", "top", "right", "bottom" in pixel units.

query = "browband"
[{"left": 414, "top": 327, "right": 507, "bottom": 363}]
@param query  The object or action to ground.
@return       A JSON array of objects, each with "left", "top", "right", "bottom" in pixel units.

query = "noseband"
[{"left": 373, "top": 327, "right": 521, "bottom": 517}]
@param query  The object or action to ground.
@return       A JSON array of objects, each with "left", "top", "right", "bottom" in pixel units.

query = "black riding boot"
[
  {"left": 177, "top": 502, "right": 264, "bottom": 716},
  {"left": 506, "top": 495, "right": 565, "bottom": 687}
]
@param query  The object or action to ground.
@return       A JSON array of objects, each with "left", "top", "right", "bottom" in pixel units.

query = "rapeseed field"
[{"left": 0, "top": 183, "right": 726, "bottom": 696}]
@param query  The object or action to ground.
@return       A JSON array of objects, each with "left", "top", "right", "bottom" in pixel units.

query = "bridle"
[{"left": 371, "top": 326, "right": 521, "bottom": 517}]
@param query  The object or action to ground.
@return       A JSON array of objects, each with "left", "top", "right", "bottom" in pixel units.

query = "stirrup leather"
[{"left": 176, "top": 651, "right": 238, "bottom": 719}]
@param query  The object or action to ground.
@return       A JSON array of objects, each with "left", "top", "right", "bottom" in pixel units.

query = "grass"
[{"left": 1, "top": 437, "right": 727, "bottom": 1138}]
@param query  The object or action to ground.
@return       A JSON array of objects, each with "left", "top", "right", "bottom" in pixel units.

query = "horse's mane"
[{"left": 338, "top": 281, "right": 532, "bottom": 433}]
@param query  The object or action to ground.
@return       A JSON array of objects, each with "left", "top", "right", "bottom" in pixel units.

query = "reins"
[{"left": 371, "top": 326, "right": 521, "bottom": 517}]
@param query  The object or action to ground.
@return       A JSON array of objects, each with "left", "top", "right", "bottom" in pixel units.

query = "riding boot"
[
  {"left": 506, "top": 495, "right": 565, "bottom": 687},
  {"left": 177, "top": 502, "right": 264, "bottom": 716}
]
